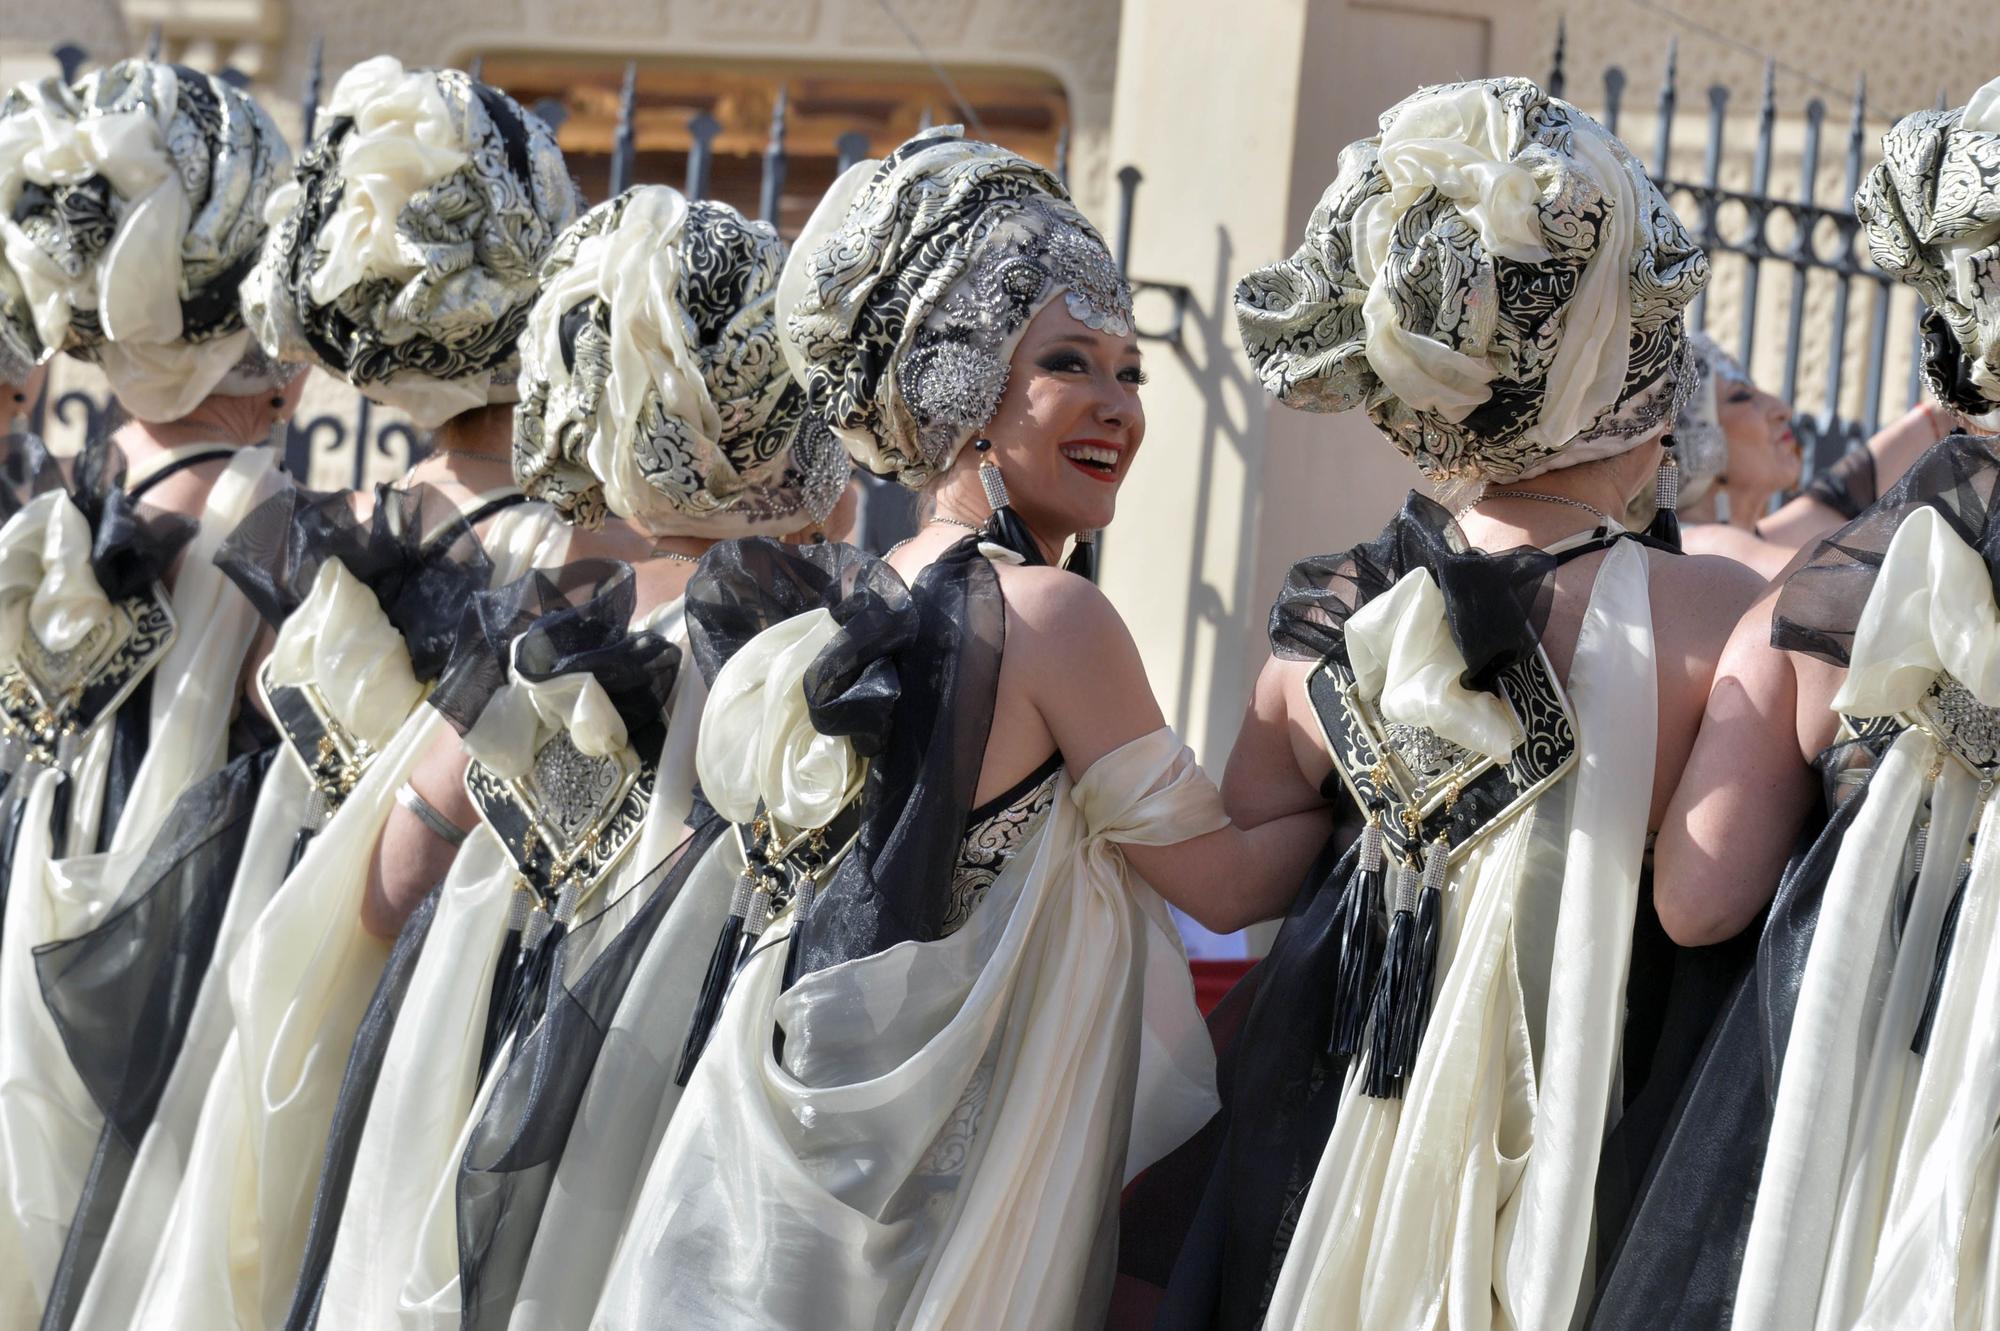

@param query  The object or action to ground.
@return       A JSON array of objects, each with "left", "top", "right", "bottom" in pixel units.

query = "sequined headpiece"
[
  {"left": 0, "top": 59, "right": 291, "bottom": 421},
  {"left": 242, "top": 56, "right": 581, "bottom": 430},
  {"left": 778, "top": 127, "right": 1133, "bottom": 488},
  {"left": 1237, "top": 77, "right": 1708, "bottom": 482},
  {"left": 513, "top": 186, "right": 848, "bottom": 537}
]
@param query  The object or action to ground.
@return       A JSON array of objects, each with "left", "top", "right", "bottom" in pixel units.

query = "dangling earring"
[
  {"left": 1065, "top": 528, "right": 1097, "bottom": 581},
  {"left": 973, "top": 439, "right": 1047, "bottom": 564},
  {"left": 1646, "top": 443, "right": 1682, "bottom": 549}
]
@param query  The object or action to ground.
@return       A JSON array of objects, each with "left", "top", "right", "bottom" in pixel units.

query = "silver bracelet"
[{"left": 396, "top": 781, "right": 470, "bottom": 847}]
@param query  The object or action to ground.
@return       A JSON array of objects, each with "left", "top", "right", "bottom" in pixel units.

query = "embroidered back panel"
[
  {"left": 0, "top": 585, "right": 175, "bottom": 766},
  {"left": 467, "top": 729, "right": 655, "bottom": 900},
  {"left": 1307, "top": 647, "right": 1579, "bottom": 869}
]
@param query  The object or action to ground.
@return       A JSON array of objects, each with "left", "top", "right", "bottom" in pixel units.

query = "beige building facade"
[{"left": 5, "top": 0, "right": 1998, "bottom": 769}]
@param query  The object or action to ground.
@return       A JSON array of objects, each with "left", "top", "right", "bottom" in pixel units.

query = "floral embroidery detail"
[{"left": 941, "top": 766, "right": 1059, "bottom": 935}]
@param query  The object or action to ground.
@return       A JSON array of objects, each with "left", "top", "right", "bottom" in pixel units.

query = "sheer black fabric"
[
  {"left": 1803, "top": 445, "right": 1882, "bottom": 523},
  {"left": 1267, "top": 492, "right": 1556, "bottom": 690},
  {"left": 429, "top": 560, "right": 678, "bottom": 767},
  {"left": 1773, "top": 433, "right": 2000, "bottom": 666},
  {"left": 33, "top": 746, "right": 277, "bottom": 1331},
  {"left": 686, "top": 534, "right": 1004, "bottom": 978},
  {"left": 1587, "top": 733, "right": 1888, "bottom": 1330},
  {"left": 454, "top": 818, "right": 725, "bottom": 1329},
  {"left": 284, "top": 884, "right": 445, "bottom": 1331},
  {"left": 215, "top": 483, "right": 498, "bottom": 684},
  {"left": 65, "top": 431, "right": 201, "bottom": 602}
]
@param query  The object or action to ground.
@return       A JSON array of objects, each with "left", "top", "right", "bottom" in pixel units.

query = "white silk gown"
[
  {"left": 0, "top": 443, "right": 284, "bottom": 1324},
  {"left": 586, "top": 643, "right": 1227, "bottom": 1331},
  {"left": 310, "top": 597, "right": 704, "bottom": 1330},
  {"left": 1734, "top": 505, "right": 2000, "bottom": 1331},
  {"left": 85, "top": 500, "right": 567, "bottom": 1331}
]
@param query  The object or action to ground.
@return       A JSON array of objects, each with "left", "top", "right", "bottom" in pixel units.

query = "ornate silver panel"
[
  {"left": 1308, "top": 645, "right": 1578, "bottom": 870},
  {"left": 257, "top": 659, "right": 379, "bottom": 824},
  {"left": 467, "top": 728, "right": 655, "bottom": 904},
  {"left": 0, "top": 584, "right": 176, "bottom": 767}
]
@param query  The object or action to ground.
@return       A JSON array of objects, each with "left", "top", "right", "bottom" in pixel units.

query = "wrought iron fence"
[{"left": 1549, "top": 21, "right": 1933, "bottom": 477}]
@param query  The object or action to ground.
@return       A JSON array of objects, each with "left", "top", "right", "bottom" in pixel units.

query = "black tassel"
[
  {"left": 286, "top": 826, "right": 317, "bottom": 873},
  {"left": 1911, "top": 859, "right": 1972, "bottom": 1057},
  {"left": 1646, "top": 505, "right": 1682, "bottom": 550},
  {"left": 480, "top": 927, "right": 523, "bottom": 1075},
  {"left": 48, "top": 770, "right": 72, "bottom": 859},
  {"left": 1389, "top": 879, "right": 1444, "bottom": 1084},
  {"left": 677, "top": 913, "right": 744, "bottom": 1086},
  {"left": 974, "top": 439, "right": 1055, "bottom": 568},
  {"left": 1327, "top": 818, "right": 1387, "bottom": 1058},
  {"left": 479, "top": 923, "right": 563, "bottom": 1082},
  {"left": 1363, "top": 866, "right": 1416, "bottom": 1100}
]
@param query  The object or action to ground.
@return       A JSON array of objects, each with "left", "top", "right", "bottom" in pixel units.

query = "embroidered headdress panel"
[
  {"left": 242, "top": 56, "right": 581, "bottom": 429},
  {"left": 779, "top": 127, "right": 1133, "bottom": 488},
  {"left": 1858, "top": 76, "right": 2000, "bottom": 415},
  {"left": 512, "top": 186, "right": 848, "bottom": 537},
  {"left": 1670, "top": 331, "right": 1739, "bottom": 507},
  {"left": 0, "top": 59, "right": 291, "bottom": 420},
  {"left": 1236, "top": 77, "right": 1708, "bottom": 481}
]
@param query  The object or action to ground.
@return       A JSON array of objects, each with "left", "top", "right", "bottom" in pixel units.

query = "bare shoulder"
[
  {"left": 1679, "top": 524, "right": 1795, "bottom": 581},
  {"left": 1650, "top": 549, "right": 1768, "bottom": 617},
  {"left": 991, "top": 562, "right": 1126, "bottom": 641}
]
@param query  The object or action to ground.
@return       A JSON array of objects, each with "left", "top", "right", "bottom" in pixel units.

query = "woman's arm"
[
  {"left": 1758, "top": 403, "right": 1958, "bottom": 550},
  {"left": 1653, "top": 591, "right": 1822, "bottom": 946},
  {"left": 362, "top": 730, "right": 476, "bottom": 939},
  {"left": 1007, "top": 568, "right": 1333, "bottom": 934}
]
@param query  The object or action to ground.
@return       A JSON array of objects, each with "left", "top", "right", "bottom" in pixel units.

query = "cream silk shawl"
[
  {"left": 0, "top": 443, "right": 281, "bottom": 1323},
  {"left": 586, "top": 723, "right": 1226, "bottom": 1331},
  {"left": 94, "top": 503, "right": 567, "bottom": 1331},
  {"left": 1736, "top": 504, "right": 2000, "bottom": 1331},
  {"left": 1261, "top": 536, "right": 1656, "bottom": 1331}
]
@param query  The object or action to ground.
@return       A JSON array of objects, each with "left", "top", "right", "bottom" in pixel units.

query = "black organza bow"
[
  {"left": 430, "top": 560, "right": 681, "bottom": 768},
  {"left": 27, "top": 430, "right": 201, "bottom": 600},
  {"left": 215, "top": 483, "right": 498, "bottom": 683},
  {"left": 688, "top": 533, "right": 1002, "bottom": 980},
  {"left": 1269, "top": 492, "right": 1557, "bottom": 694},
  {"left": 1774, "top": 432, "right": 2000, "bottom": 667}
]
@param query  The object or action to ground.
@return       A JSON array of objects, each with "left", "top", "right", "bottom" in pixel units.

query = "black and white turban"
[
  {"left": 778, "top": 127, "right": 1133, "bottom": 489},
  {"left": 0, "top": 59, "right": 291, "bottom": 421},
  {"left": 1237, "top": 77, "right": 1709, "bottom": 482},
  {"left": 242, "top": 56, "right": 581, "bottom": 429},
  {"left": 1858, "top": 76, "right": 2000, "bottom": 415},
  {"left": 512, "top": 186, "right": 849, "bottom": 537}
]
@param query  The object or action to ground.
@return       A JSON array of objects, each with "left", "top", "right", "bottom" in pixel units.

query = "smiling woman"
[{"left": 581, "top": 127, "right": 1331, "bottom": 1331}]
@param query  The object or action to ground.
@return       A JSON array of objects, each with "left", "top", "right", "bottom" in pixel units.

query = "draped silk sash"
[{"left": 1263, "top": 536, "right": 1657, "bottom": 1331}]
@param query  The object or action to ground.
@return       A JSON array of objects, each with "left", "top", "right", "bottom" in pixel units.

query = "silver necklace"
[
  {"left": 1464, "top": 490, "right": 1612, "bottom": 526},
  {"left": 887, "top": 516, "right": 984, "bottom": 557},
  {"left": 649, "top": 548, "right": 700, "bottom": 566}
]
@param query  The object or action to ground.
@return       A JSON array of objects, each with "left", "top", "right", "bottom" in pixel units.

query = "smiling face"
[
  {"left": 977, "top": 298, "right": 1146, "bottom": 540},
  {"left": 1716, "top": 374, "right": 1800, "bottom": 497}
]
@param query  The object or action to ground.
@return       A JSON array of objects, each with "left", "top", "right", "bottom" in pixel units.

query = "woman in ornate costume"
[
  {"left": 290, "top": 180, "right": 846, "bottom": 1330},
  {"left": 1115, "top": 78, "right": 1766, "bottom": 1331},
  {"left": 1594, "top": 75, "right": 2000, "bottom": 1331},
  {"left": 69, "top": 57, "right": 581, "bottom": 1331},
  {"left": 0, "top": 58, "right": 298, "bottom": 1324},
  {"left": 1650, "top": 331, "right": 1963, "bottom": 579},
  {"left": 571, "top": 126, "right": 1327, "bottom": 1331}
]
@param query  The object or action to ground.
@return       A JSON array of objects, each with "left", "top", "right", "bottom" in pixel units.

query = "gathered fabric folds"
[
  {"left": 587, "top": 724, "right": 1224, "bottom": 1330},
  {"left": 87, "top": 501, "right": 565, "bottom": 1331},
  {"left": 305, "top": 597, "right": 700, "bottom": 1330},
  {"left": 0, "top": 443, "right": 279, "bottom": 1324},
  {"left": 1255, "top": 536, "right": 1655, "bottom": 1330}
]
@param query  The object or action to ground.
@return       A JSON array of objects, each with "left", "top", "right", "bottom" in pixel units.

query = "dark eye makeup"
[{"left": 1037, "top": 351, "right": 1148, "bottom": 386}]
